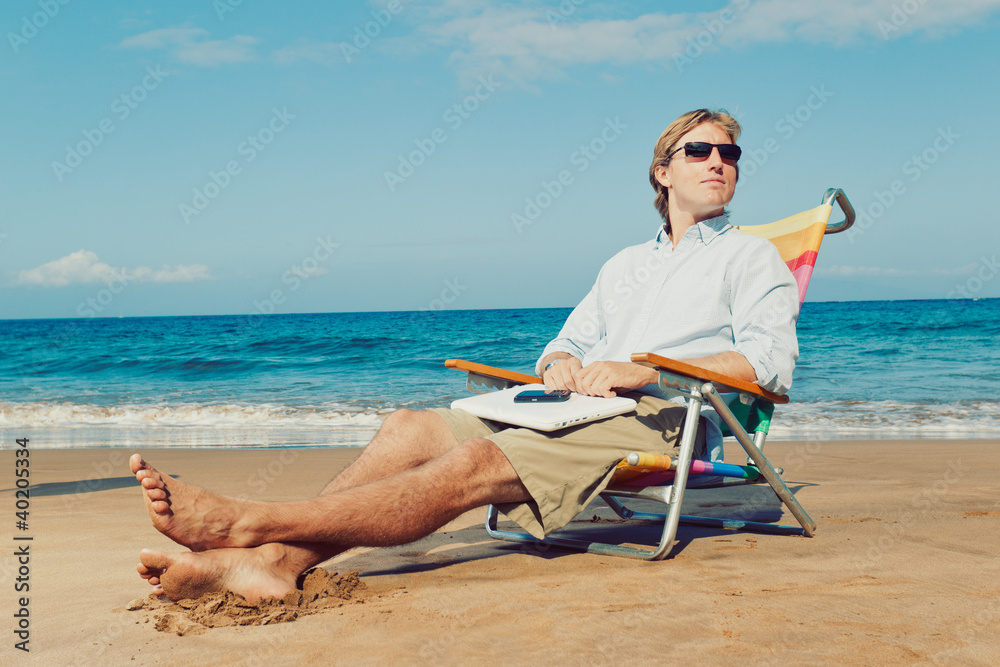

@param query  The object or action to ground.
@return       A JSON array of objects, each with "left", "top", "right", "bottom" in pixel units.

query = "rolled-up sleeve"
[{"left": 729, "top": 240, "right": 800, "bottom": 395}]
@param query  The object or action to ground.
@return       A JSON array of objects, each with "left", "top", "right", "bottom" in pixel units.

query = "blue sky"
[{"left": 2, "top": 0, "right": 999, "bottom": 319}]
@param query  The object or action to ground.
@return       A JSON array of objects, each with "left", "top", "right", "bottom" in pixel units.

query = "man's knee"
[
  {"left": 452, "top": 438, "right": 518, "bottom": 482},
  {"left": 447, "top": 438, "right": 528, "bottom": 503},
  {"left": 373, "top": 408, "right": 458, "bottom": 459},
  {"left": 380, "top": 408, "right": 440, "bottom": 437},
  {"left": 380, "top": 408, "right": 418, "bottom": 430},
  {"left": 454, "top": 437, "right": 498, "bottom": 461}
]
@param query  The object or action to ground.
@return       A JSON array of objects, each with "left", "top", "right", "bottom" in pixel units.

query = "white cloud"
[
  {"left": 121, "top": 27, "right": 342, "bottom": 67},
  {"left": 174, "top": 35, "right": 258, "bottom": 66},
  {"left": 144, "top": 264, "right": 214, "bottom": 283},
  {"left": 16, "top": 250, "right": 118, "bottom": 287},
  {"left": 114, "top": 2, "right": 1000, "bottom": 78},
  {"left": 403, "top": 0, "right": 1000, "bottom": 83},
  {"left": 119, "top": 27, "right": 209, "bottom": 49},
  {"left": 15, "top": 250, "right": 212, "bottom": 288},
  {"left": 726, "top": 0, "right": 1000, "bottom": 46},
  {"left": 119, "top": 26, "right": 259, "bottom": 66}
]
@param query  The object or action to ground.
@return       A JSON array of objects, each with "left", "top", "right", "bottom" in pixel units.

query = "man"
[{"left": 132, "top": 108, "right": 798, "bottom": 602}]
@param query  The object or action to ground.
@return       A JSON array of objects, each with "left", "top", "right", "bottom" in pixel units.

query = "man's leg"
[
  {"left": 318, "top": 409, "right": 465, "bottom": 494},
  {"left": 248, "top": 408, "right": 467, "bottom": 575},
  {"left": 132, "top": 409, "right": 464, "bottom": 552},
  {"left": 133, "top": 411, "right": 529, "bottom": 601}
]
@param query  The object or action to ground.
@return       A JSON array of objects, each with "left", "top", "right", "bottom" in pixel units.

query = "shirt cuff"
[
  {"left": 535, "top": 340, "right": 586, "bottom": 375},
  {"left": 733, "top": 338, "right": 785, "bottom": 394}
]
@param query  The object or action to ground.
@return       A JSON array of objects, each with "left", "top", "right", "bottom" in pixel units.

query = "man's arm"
[
  {"left": 679, "top": 351, "right": 756, "bottom": 383},
  {"left": 544, "top": 352, "right": 753, "bottom": 398},
  {"left": 728, "top": 241, "right": 800, "bottom": 394}
]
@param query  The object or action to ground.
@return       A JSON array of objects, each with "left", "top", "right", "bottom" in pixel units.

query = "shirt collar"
[{"left": 655, "top": 212, "right": 731, "bottom": 248}]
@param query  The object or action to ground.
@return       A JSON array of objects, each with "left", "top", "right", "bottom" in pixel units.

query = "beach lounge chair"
[{"left": 446, "top": 188, "right": 855, "bottom": 559}]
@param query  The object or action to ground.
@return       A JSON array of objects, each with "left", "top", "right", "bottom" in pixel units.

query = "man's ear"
[{"left": 654, "top": 164, "right": 671, "bottom": 189}]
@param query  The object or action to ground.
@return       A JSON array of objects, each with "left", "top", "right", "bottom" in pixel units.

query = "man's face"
[{"left": 654, "top": 122, "right": 738, "bottom": 223}]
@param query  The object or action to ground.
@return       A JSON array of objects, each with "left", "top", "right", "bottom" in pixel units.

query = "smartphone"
[{"left": 513, "top": 389, "right": 571, "bottom": 403}]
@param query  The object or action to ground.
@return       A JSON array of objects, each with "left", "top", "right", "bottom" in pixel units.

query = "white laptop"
[{"left": 450, "top": 384, "right": 637, "bottom": 432}]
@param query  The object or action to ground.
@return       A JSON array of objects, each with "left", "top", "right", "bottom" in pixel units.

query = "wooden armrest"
[
  {"left": 630, "top": 352, "right": 789, "bottom": 404},
  {"left": 444, "top": 359, "right": 541, "bottom": 386}
]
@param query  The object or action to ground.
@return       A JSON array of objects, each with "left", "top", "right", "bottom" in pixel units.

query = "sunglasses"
[{"left": 667, "top": 142, "right": 742, "bottom": 163}]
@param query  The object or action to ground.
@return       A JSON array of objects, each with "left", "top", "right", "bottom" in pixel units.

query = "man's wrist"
[{"left": 543, "top": 355, "right": 577, "bottom": 373}]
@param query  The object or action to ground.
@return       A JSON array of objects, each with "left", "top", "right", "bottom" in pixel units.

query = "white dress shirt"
[{"left": 536, "top": 213, "right": 799, "bottom": 459}]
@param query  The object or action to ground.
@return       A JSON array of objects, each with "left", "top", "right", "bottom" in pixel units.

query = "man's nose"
[{"left": 706, "top": 147, "right": 725, "bottom": 169}]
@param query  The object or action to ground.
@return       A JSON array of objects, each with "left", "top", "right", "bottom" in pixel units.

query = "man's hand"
[
  {"left": 542, "top": 357, "right": 660, "bottom": 397},
  {"left": 542, "top": 356, "right": 584, "bottom": 392},
  {"left": 571, "top": 361, "right": 659, "bottom": 398}
]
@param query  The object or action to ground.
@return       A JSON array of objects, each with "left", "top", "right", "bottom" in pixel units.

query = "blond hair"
[{"left": 648, "top": 109, "right": 741, "bottom": 233}]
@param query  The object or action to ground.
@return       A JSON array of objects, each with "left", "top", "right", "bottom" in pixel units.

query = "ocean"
[{"left": 1, "top": 299, "right": 998, "bottom": 449}]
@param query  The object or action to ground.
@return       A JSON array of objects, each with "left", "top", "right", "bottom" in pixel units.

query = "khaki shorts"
[{"left": 431, "top": 392, "right": 705, "bottom": 539}]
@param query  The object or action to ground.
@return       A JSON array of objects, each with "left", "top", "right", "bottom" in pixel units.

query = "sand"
[{"left": 2, "top": 441, "right": 999, "bottom": 665}]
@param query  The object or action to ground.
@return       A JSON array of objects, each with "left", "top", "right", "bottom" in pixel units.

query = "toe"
[
  {"left": 150, "top": 500, "right": 170, "bottom": 514},
  {"left": 151, "top": 499, "right": 171, "bottom": 514},
  {"left": 139, "top": 549, "right": 174, "bottom": 572},
  {"left": 129, "top": 453, "right": 146, "bottom": 474},
  {"left": 140, "top": 476, "right": 162, "bottom": 490},
  {"left": 146, "top": 488, "right": 167, "bottom": 501},
  {"left": 138, "top": 562, "right": 160, "bottom": 579}
]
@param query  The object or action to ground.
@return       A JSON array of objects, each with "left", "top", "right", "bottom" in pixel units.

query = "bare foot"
[
  {"left": 130, "top": 453, "right": 259, "bottom": 552},
  {"left": 136, "top": 544, "right": 298, "bottom": 602}
]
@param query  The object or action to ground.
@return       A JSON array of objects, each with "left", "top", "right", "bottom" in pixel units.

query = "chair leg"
[
  {"left": 677, "top": 514, "right": 810, "bottom": 535},
  {"left": 703, "top": 386, "right": 816, "bottom": 537},
  {"left": 484, "top": 503, "right": 680, "bottom": 560},
  {"left": 748, "top": 430, "right": 767, "bottom": 467},
  {"left": 482, "top": 391, "right": 707, "bottom": 561},
  {"left": 651, "top": 392, "right": 704, "bottom": 554},
  {"left": 602, "top": 494, "right": 666, "bottom": 521}
]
